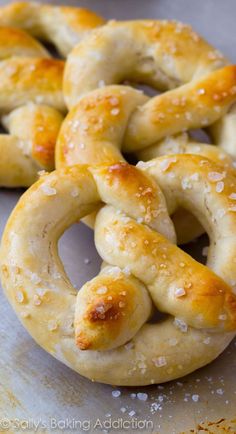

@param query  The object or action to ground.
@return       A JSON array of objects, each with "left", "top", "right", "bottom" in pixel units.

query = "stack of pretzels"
[{"left": 0, "top": 2, "right": 235, "bottom": 386}]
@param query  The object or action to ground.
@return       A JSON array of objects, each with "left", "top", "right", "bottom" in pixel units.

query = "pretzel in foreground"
[{"left": 1, "top": 155, "right": 236, "bottom": 386}]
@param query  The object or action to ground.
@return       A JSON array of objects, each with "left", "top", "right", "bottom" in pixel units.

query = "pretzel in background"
[{"left": 0, "top": 2, "right": 104, "bottom": 186}]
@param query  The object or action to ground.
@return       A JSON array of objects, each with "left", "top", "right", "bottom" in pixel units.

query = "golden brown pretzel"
[
  {"left": 1, "top": 155, "right": 236, "bottom": 385},
  {"left": 0, "top": 3, "right": 103, "bottom": 186},
  {"left": 0, "top": 1, "right": 105, "bottom": 56},
  {"left": 0, "top": 27, "right": 64, "bottom": 186}
]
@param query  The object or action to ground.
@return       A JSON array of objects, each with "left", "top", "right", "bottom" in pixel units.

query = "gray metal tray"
[{"left": 0, "top": 1, "right": 235, "bottom": 433}]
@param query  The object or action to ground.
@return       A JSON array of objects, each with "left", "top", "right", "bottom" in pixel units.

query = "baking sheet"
[{"left": 0, "top": 1, "right": 236, "bottom": 433}]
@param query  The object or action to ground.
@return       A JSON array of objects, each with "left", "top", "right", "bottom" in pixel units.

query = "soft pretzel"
[
  {"left": 1, "top": 155, "right": 236, "bottom": 386},
  {"left": 0, "top": 2, "right": 104, "bottom": 187},
  {"left": 56, "top": 80, "right": 236, "bottom": 242},
  {"left": 0, "top": 1, "right": 105, "bottom": 56},
  {"left": 0, "top": 27, "right": 64, "bottom": 186},
  {"left": 64, "top": 19, "right": 236, "bottom": 162}
]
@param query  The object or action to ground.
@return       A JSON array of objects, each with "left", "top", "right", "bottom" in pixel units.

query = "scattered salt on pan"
[
  {"left": 192, "top": 394, "right": 199, "bottom": 402},
  {"left": 128, "top": 410, "right": 136, "bottom": 417},
  {"left": 153, "top": 356, "right": 167, "bottom": 367},
  {"left": 137, "top": 392, "right": 148, "bottom": 401},
  {"left": 112, "top": 390, "right": 121, "bottom": 398},
  {"left": 41, "top": 184, "right": 57, "bottom": 196},
  {"left": 174, "top": 287, "right": 186, "bottom": 297},
  {"left": 216, "top": 181, "right": 224, "bottom": 193},
  {"left": 96, "top": 286, "right": 107, "bottom": 295},
  {"left": 84, "top": 258, "right": 91, "bottom": 264},
  {"left": 120, "top": 407, "right": 126, "bottom": 413},
  {"left": 216, "top": 388, "right": 224, "bottom": 395},
  {"left": 174, "top": 317, "right": 188, "bottom": 332}
]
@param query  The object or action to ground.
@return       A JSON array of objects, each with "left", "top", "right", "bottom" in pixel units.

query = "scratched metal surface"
[{"left": 0, "top": 1, "right": 236, "bottom": 433}]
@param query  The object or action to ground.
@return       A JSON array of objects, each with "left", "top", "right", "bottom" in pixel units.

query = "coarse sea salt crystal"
[
  {"left": 128, "top": 410, "right": 136, "bottom": 417},
  {"left": 216, "top": 181, "right": 224, "bottom": 193},
  {"left": 96, "top": 286, "right": 107, "bottom": 295},
  {"left": 174, "top": 287, "right": 186, "bottom": 297},
  {"left": 216, "top": 388, "right": 224, "bottom": 395},
  {"left": 229, "top": 192, "right": 236, "bottom": 200},
  {"left": 16, "top": 291, "right": 24, "bottom": 303},
  {"left": 208, "top": 171, "right": 225, "bottom": 182},
  {"left": 153, "top": 356, "right": 167, "bottom": 367},
  {"left": 192, "top": 394, "right": 199, "bottom": 402},
  {"left": 174, "top": 317, "right": 188, "bottom": 332},
  {"left": 137, "top": 392, "right": 148, "bottom": 401},
  {"left": 41, "top": 184, "right": 57, "bottom": 196},
  {"left": 203, "top": 337, "right": 211, "bottom": 345},
  {"left": 112, "top": 390, "right": 121, "bottom": 398},
  {"left": 159, "top": 157, "right": 176, "bottom": 172},
  {"left": 111, "top": 108, "right": 120, "bottom": 116}
]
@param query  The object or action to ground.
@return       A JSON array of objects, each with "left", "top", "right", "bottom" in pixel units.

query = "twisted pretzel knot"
[
  {"left": 0, "top": 2, "right": 103, "bottom": 186},
  {"left": 1, "top": 17, "right": 236, "bottom": 386},
  {"left": 1, "top": 155, "right": 236, "bottom": 386}
]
